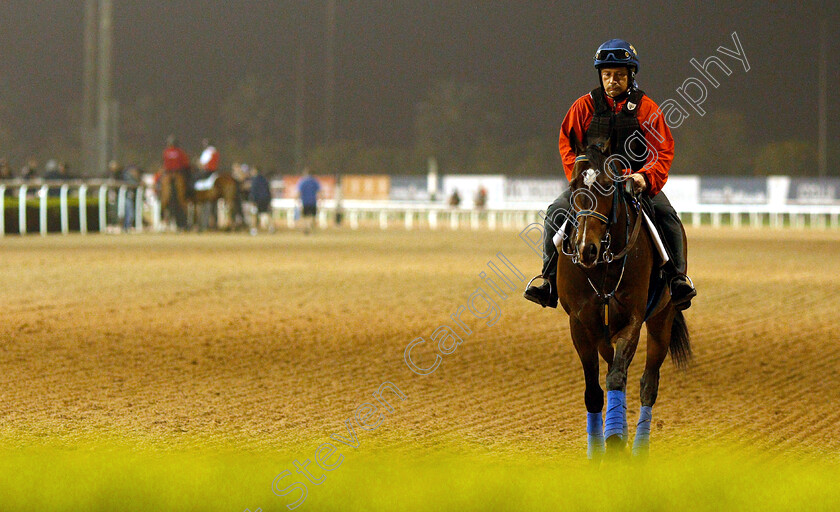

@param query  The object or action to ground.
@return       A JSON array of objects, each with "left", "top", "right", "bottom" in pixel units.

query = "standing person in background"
[
  {"left": 448, "top": 189, "right": 461, "bottom": 208},
  {"left": 106, "top": 160, "right": 125, "bottom": 227},
  {"left": 296, "top": 168, "right": 321, "bottom": 235},
  {"left": 0, "top": 159, "right": 11, "bottom": 179},
  {"left": 475, "top": 186, "right": 487, "bottom": 208},
  {"left": 232, "top": 163, "right": 250, "bottom": 227},
  {"left": 248, "top": 166, "right": 273, "bottom": 234},
  {"left": 334, "top": 175, "right": 344, "bottom": 227},
  {"left": 198, "top": 138, "right": 219, "bottom": 179},
  {"left": 20, "top": 158, "right": 38, "bottom": 180},
  {"left": 122, "top": 165, "right": 141, "bottom": 232},
  {"left": 43, "top": 159, "right": 61, "bottom": 180},
  {"left": 108, "top": 160, "right": 123, "bottom": 181}
]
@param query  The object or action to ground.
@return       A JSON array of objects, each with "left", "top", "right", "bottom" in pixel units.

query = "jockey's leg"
[
  {"left": 650, "top": 192, "right": 696, "bottom": 310},
  {"left": 524, "top": 189, "right": 573, "bottom": 308}
]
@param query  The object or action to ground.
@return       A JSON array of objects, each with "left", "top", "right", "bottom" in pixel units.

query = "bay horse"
[
  {"left": 555, "top": 137, "right": 691, "bottom": 460},
  {"left": 159, "top": 170, "right": 240, "bottom": 231}
]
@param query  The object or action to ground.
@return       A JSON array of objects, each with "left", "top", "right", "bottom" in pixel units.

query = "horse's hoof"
[{"left": 604, "top": 435, "right": 629, "bottom": 459}]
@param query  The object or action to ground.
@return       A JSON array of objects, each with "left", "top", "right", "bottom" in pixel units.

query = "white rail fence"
[
  {"left": 2, "top": 180, "right": 840, "bottom": 236},
  {"left": 270, "top": 199, "right": 840, "bottom": 231},
  {"left": 0, "top": 181, "right": 145, "bottom": 236}
]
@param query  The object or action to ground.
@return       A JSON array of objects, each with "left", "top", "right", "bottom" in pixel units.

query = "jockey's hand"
[{"left": 628, "top": 173, "right": 647, "bottom": 195}]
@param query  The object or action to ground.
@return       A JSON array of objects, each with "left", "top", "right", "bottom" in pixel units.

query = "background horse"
[
  {"left": 555, "top": 138, "right": 691, "bottom": 460},
  {"left": 159, "top": 171, "right": 240, "bottom": 231},
  {"left": 193, "top": 172, "right": 241, "bottom": 231},
  {"left": 159, "top": 170, "right": 189, "bottom": 229}
]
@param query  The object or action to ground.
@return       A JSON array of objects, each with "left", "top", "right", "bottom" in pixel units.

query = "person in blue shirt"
[
  {"left": 248, "top": 166, "right": 273, "bottom": 234},
  {"left": 296, "top": 168, "right": 321, "bottom": 234}
]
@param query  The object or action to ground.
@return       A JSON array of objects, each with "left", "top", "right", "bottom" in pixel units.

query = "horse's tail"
[{"left": 669, "top": 310, "right": 692, "bottom": 369}]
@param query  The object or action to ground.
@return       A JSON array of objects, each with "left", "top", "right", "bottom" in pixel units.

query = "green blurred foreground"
[{"left": 0, "top": 441, "right": 837, "bottom": 512}]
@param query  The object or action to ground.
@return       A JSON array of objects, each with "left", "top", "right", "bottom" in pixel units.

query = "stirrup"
[
  {"left": 671, "top": 274, "right": 695, "bottom": 289},
  {"left": 525, "top": 274, "right": 550, "bottom": 291}
]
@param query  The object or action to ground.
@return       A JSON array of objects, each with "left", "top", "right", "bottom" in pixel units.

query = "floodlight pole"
[
  {"left": 82, "top": 0, "right": 97, "bottom": 175},
  {"left": 817, "top": 19, "right": 827, "bottom": 178},
  {"left": 324, "top": 0, "right": 336, "bottom": 145},
  {"left": 96, "top": 0, "right": 113, "bottom": 177}
]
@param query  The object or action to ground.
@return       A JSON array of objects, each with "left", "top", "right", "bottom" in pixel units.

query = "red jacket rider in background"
[
  {"left": 198, "top": 138, "right": 219, "bottom": 178},
  {"left": 163, "top": 135, "right": 190, "bottom": 173}
]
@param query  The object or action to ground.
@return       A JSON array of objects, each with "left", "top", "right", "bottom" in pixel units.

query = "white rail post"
[
  {"left": 18, "top": 185, "right": 28, "bottom": 235},
  {"left": 450, "top": 211, "right": 459, "bottom": 230},
  {"left": 0, "top": 185, "right": 6, "bottom": 236},
  {"left": 810, "top": 212, "right": 820, "bottom": 229},
  {"left": 405, "top": 210, "right": 413, "bottom": 230},
  {"left": 319, "top": 209, "right": 328, "bottom": 229},
  {"left": 60, "top": 185, "right": 70, "bottom": 234},
  {"left": 152, "top": 196, "right": 161, "bottom": 231},
  {"left": 349, "top": 210, "right": 359, "bottom": 230},
  {"left": 488, "top": 211, "right": 497, "bottom": 231},
  {"left": 98, "top": 185, "right": 108, "bottom": 232},
  {"left": 429, "top": 210, "right": 437, "bottom": 230},
  {"left": 287, "top": 208, "right": 295, "bottom": 229},
  {"left": 117, "top": 185, "right": 127, "bottom": 223},
  {"left": 39, "top": 185, "right": 48, "bottom": 235},
  {"left": 135, "top": 187, "right": 144, "bottom": 231},
  {"left": 470, "top": 211, "right": 480, "bottom": 231},
  {"left": 379, "top": 210, "right": 388, "bottom": 230},
  {"left": 79, "top": 184, "right": 88, "bottom": 234}
]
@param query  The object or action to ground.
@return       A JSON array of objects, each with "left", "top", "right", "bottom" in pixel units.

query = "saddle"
[{"left": 194, "top": 172, "right": 218, "bottom": 191}]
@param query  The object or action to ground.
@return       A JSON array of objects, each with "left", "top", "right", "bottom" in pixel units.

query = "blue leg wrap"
[
  {"left": 632, "top": 406, "right": 653, "bottom": 456},
  {"left": 586, "top": 412, "right": 604, "bottom": 459},
  {"left": 604, "top": 390, "right": 627, "bottom": 440}
]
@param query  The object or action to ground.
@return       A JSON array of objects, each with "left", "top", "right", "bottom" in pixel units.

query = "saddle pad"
[{"left": 194, "top": 173, "right": 217, "bottom": 191}]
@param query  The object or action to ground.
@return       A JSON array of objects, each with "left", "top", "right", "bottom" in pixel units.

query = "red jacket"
[
  {"left": 163, "top": 146, "right": 190, "bottom": 172},
  {"left": 558, "top": 91, "right": 674, "bottom": 196}
]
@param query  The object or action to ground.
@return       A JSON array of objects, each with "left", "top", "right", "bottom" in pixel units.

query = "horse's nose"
[{"left": 585, "top": 243, "right": 598, "bottom": 261}]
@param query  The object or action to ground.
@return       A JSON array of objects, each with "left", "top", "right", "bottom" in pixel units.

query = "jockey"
[
  {"left": 163, "top": 135, "right": 190, "bottom": 175},
  {"left": 524, "top": 39, "right": 696, "bottom": 310},
  {"left": 198, "top": 138, "right": 220, "bottom": 179}
]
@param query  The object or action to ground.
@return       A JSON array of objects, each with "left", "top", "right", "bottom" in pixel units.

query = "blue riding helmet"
[{"left": 593, "top": 39, "right": 640, "bottom": 74}]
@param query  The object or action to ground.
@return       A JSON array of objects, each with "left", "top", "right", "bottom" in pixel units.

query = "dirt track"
[{"left": 1, "top": 228, "right": 838, "bottom": 457}]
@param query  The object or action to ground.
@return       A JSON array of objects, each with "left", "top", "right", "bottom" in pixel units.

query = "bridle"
[
  {"left": 560, "top": 153, "right": 644, "bottom": 334},
  {"left": 562, "top": 155, "right": 642, "bottom": 266}
]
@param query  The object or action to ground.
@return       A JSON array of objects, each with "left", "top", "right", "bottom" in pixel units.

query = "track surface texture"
[{"left": 1, "top": 228, "right": 838, "bottom": 459}]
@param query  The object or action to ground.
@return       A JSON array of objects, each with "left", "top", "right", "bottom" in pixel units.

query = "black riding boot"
[
  {"left": 524, "top": 190, "right": 573, "bottom": 308},
  {"left": 651, "top": 193, "right": 696, "bottom": 310}
]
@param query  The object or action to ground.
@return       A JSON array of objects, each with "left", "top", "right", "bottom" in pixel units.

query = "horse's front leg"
[
  {"left": 570, "top": 316, "right": 604, "bottom": 460},
  {"left": 604, "top": 322, "right": 642, "bottom": 453}
]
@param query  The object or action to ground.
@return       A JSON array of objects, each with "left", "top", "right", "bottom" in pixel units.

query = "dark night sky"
[{"left": 0, "top": 0, "right": 838, "bottom": 163}]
